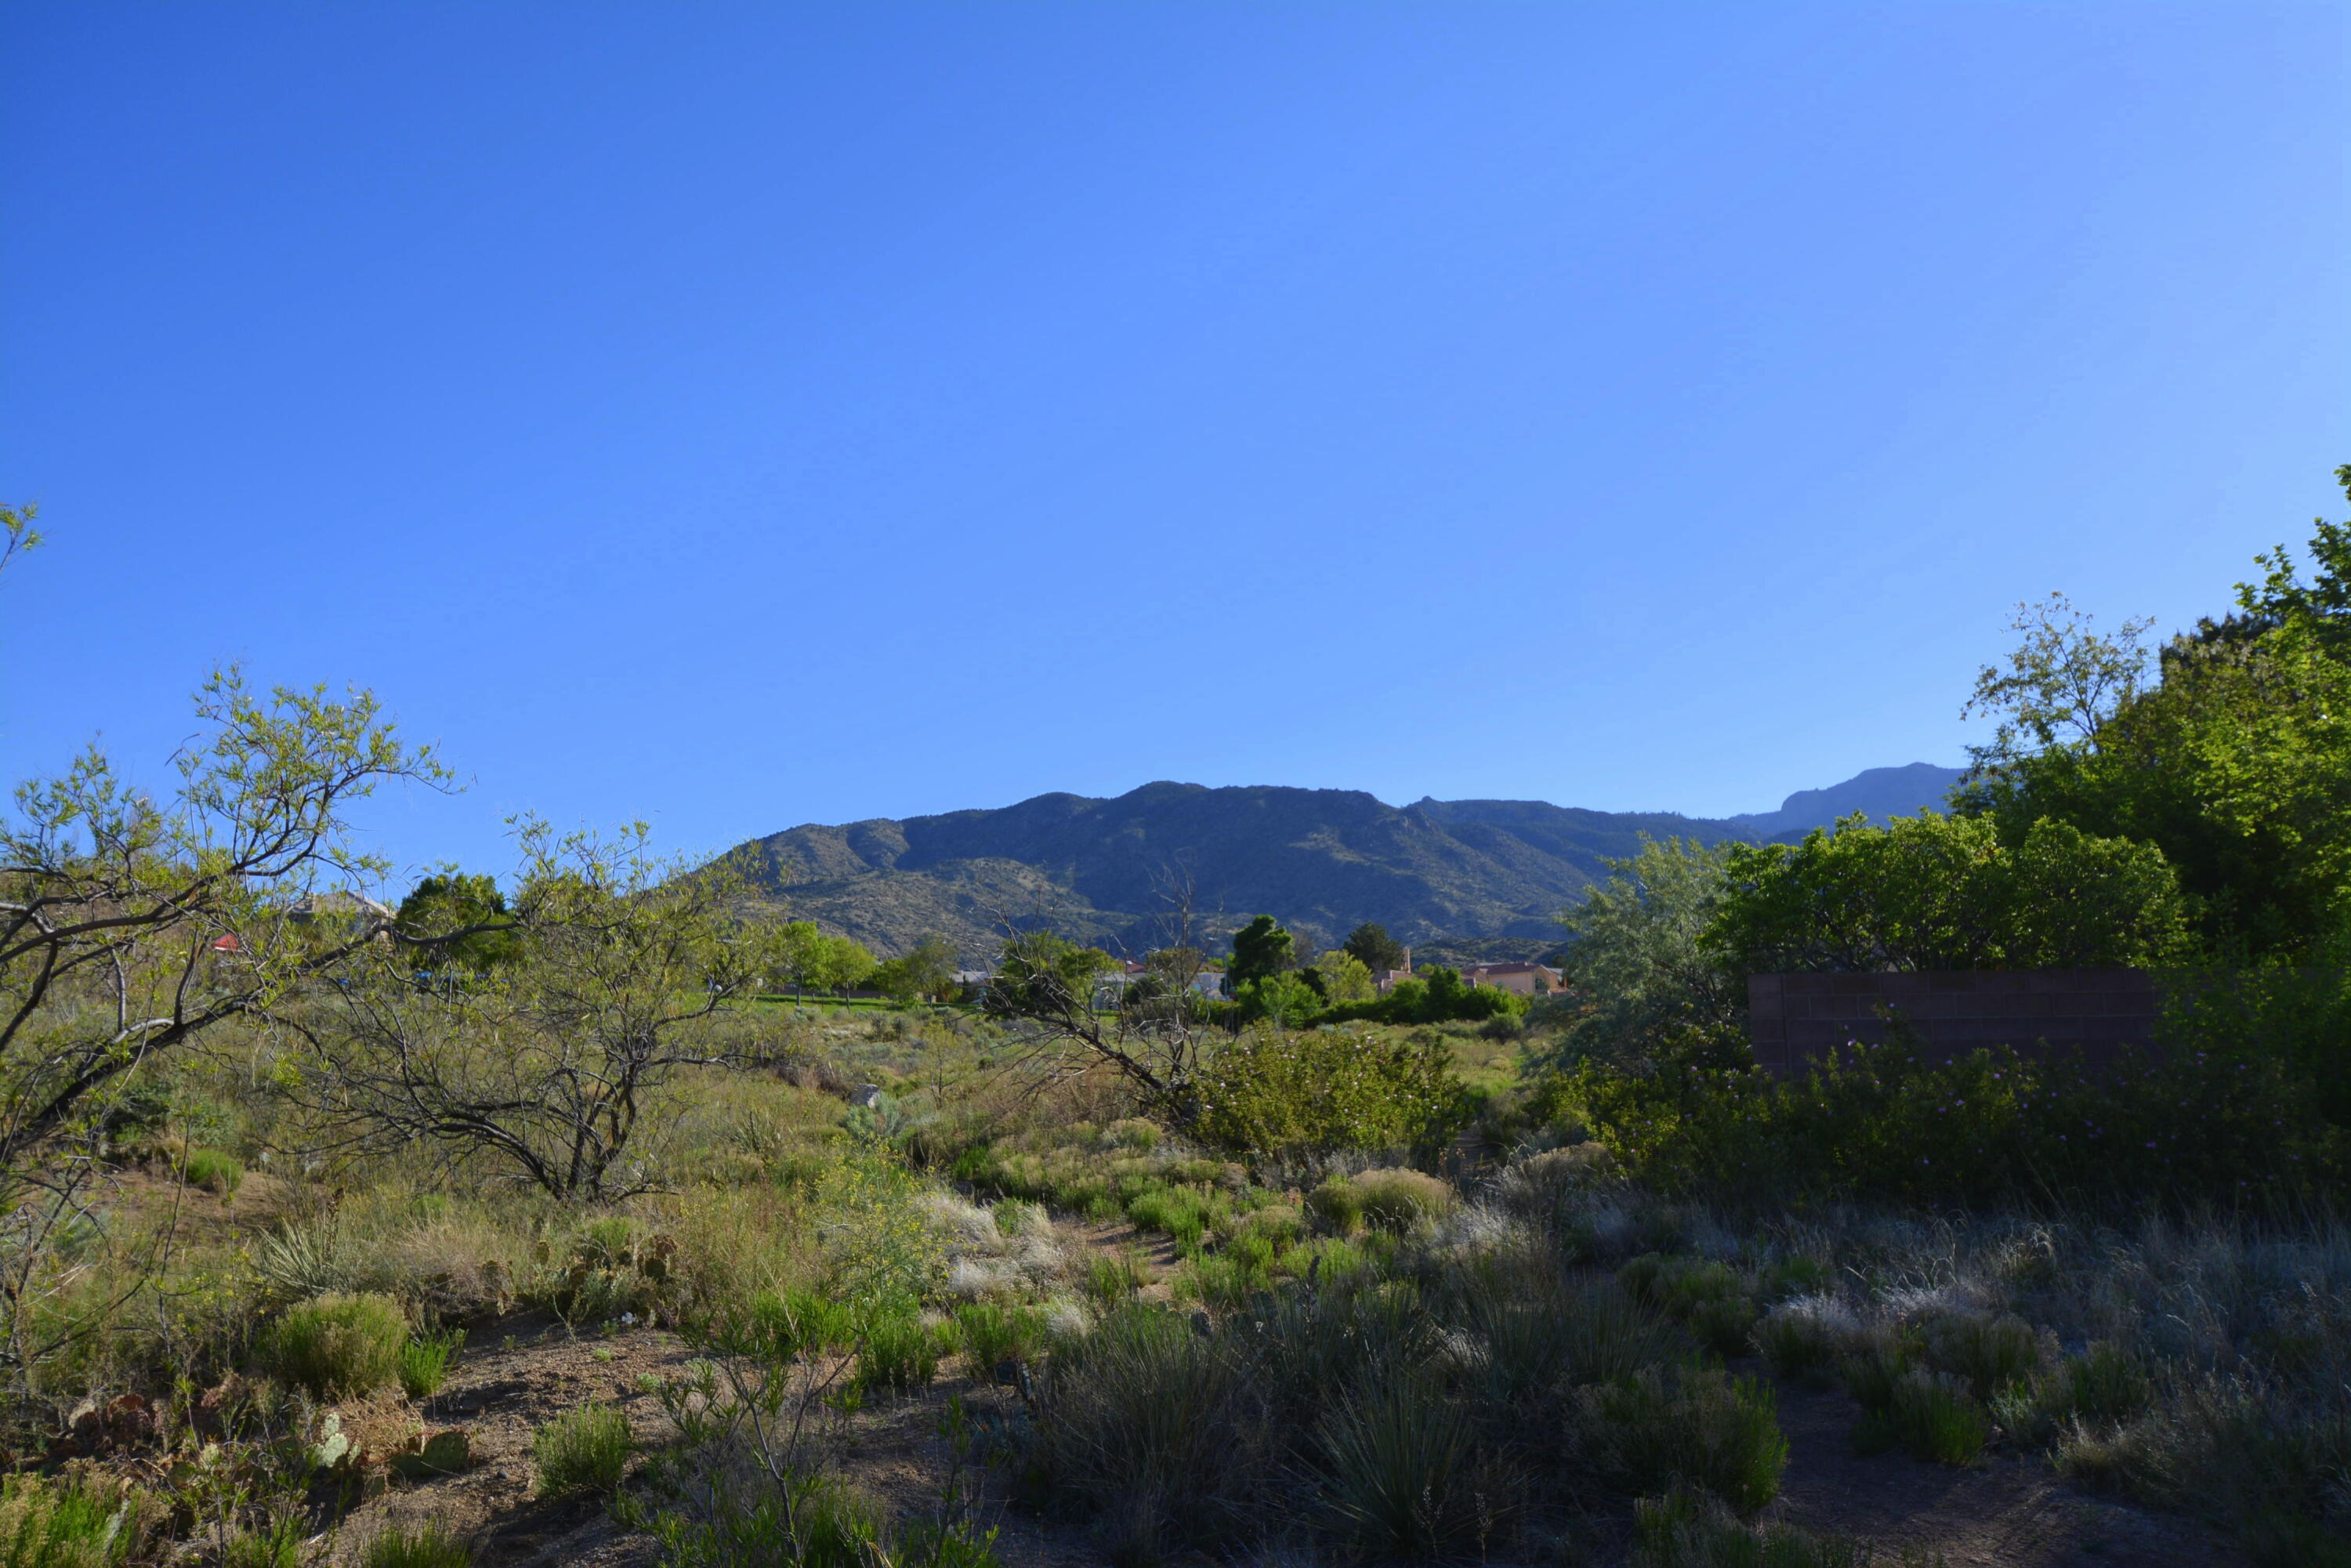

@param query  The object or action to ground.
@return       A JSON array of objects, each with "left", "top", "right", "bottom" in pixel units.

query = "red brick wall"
[{"left": 1746, "top": 970, "right": 2160, "bottom": 1074}]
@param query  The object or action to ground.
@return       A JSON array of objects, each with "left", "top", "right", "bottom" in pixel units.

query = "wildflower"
[{"left": 620, "top": 1312, "right": 637, "bottom": 1327}]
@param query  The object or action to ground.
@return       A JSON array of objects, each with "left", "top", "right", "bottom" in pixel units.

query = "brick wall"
[{"left": 1746, "top": 969, "right": 2160, "bottom": 1074}]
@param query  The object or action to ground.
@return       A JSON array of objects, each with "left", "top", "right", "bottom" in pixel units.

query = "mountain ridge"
[{"left": 729, "top": 763, "right": 1967, "bottom": 961}]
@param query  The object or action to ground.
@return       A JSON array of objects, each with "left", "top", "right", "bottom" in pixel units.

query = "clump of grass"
[
  {"left": 1919, "top": 1310, "right": 2044, "bottom": 1402},
  {"left": 361, "top": 1519, "right": 475, "bottom": 1568},
  {"left": 183, "top": 1147, "right": 245, "bottom": 1198},
  {"left": 0, "top": 1472, "right": 158, "bottom": 1567},
  {"left": 1082, "top": 1250, "right": 1150, "bottom": 1309},
  {"left": 1306, "top": 1176, "right": 1364, "bottom": 1235},
  {"left": 1101, "top": 1117, "right": 1161, "bottom": 1152},
  {"left": 1029, "top": 1304, "right": 1262, "bottom": 1558},
  {"left": 263, "top": 1291, "right": 409, "bottom": 1399},
  {"left": 1349, "top": 1169, "right": 1455, "bottom": 1234},
  {"left": 856, "top": 1312, "right": 944, "bottom": 1396},
  {"left": 534, "top": 1401, "right": 633, "bottom": 1497},
  {"left": 952, "top": 1302, "right": 1046, "bottom": 1382},
  {"left": 397, "top": 1327, "right": 464, "bottom": 1399},
  {"left": 1756, "top": 1295, "right": 1856, "bottom": 1385},
  {"left": 1319, "top": 1375, "right": 1498, "bottom": 1559},
  {"left": 1852, "top": 1371, "right": 1991, "bottom": 1466},
  {"left": 1632, "top": 1484, "right": 1926, "bottom": 1567},
  {"left": 1580, "top": 1362, "right": 1789, "bottom": 1512}
]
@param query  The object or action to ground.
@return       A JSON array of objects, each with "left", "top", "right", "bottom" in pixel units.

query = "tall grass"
[
  {"left": 534, "top": 1402, "right": 633, "bottom": 1497},
  {"left": 261, "top": 1291, "right": 408, "bottom": 1399},
  {"left": 0, "top": 1474, "right": 156, "bottom": 1568}
]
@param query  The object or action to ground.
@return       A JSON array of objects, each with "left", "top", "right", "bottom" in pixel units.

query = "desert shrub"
[
  {"left": 734, "top": 1288, "right": 854, "bottom": 1364},
  {"left": 1101, "top": 1118, "right": 1160, "bottom": 1152},
  {"left": 1317, "top": 1375, "right": 1498, "bottom": 1559},
  {"left": 1495, "top": 1145, "right": 1616, "bottom": 1235},
  {"left": 360, "top": 1520, "right": 475, "bottom": 1568},
  {"left": 1191, "top": 1028, "right": 1467, "bottom": 1157},
  {"left": 1547, "top": 1032, "right": 2342, "bottom": 1211},
  {"left": 0, "top": 1472, "right": 158, "bottom": 1568},
  {"left": 1275, "top": 1234, "right": 1390, "bottom": 1293},
  {"left": 183, "top": 1147, "right": 245, "bottom": 1197},
  {"left": 856, "top": 1311, "right": 942, "bottom": 1396},
  {"left": 1350, "top": 1169, "right": 1455, "bottom": 1235},
  {"left": 1306, "top": 1177, "right": 1363, "bottom": 1235},
  {"left": 952, "top": 1302, "right": 1046, "bottom": 1382},
  {"left": 1755, "top": 1255, "right": 1832, "bottom": 1303},
  {"left": 534, "top": 1402, "right": 634, "bottom": 1496},
  {"left": 1235, "top": 1204, "right": 1306, "bottom": 1247},
  {"left": 1853, "top": 1371, "right": 1991, "bottom": 1466},
  {"left": 1028, "top": 1304, "right": 1263, "bottom": 1556},
  {"left": 263, "top": 1291, "right": 409, "bottom": 1399},
  {"left": 1619, "top": 1254, "right": 1756, "bottom": 1356},
  {"left": 1580, "top": 1363, "right": 1788, "bottom": 1512},
  {"left": 397, "top": 1327, "right": 464, "bottom": 1399}
]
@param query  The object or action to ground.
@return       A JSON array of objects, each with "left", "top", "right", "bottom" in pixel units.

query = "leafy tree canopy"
[
  {"left": 869, "top": 933, "right": 961, "bottom": 1002},
  {"left": 1342, "top": 922, "right": 1406, "bottom": 977},
  {"left": 1547, "top": 837, "right": 1748, "bottom": 1073},
  {"left": 395, "top": 871, "right": 520, "bottom": 973},
  {"left": 1312, "top": 949, "right": 1377, "bottom": 1005},
  {"left": 1706, "top": 811, "right": 2190, "bottom": 973},
  {"left": 1227, "top": 914, "right": 1295, "bottom": 989},
  {"left": 1960, "top": 465, "right": 2351, "bottom": 958}
]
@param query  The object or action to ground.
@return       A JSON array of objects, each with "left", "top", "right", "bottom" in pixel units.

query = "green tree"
[
  {"left": 1342, "top": 922, "right": 1406, "bottom": 978},
  {"left": 1544, "top": 837, "right": 1747, "bottom": 1072},
  {"left": 1, "top": 668, "right": 446, "bottom": 1178},
  {"left": 773, "top": 922, "right": 879, "bottom": 994},
  {"left": 1226, "top": 915, "right": 1295, "bottom": 990},
  {"left": 869, "top": 934, "right": 961, "bottom": 1002},
  {"left": 1706, "top": 811, "right": 2189, "bottom": 973},
  {"left": 1233, "top": 972, "right": 1323, "bottom": 1028},
  {"left": 984, "top": 932, "right": 1111, "bottom": 1016},
  {"left": 299, "top": 820, "right": 769, "bottom": 1200},
  {"left": 1960, "top": 467, "right": 2351, "bottom": 958},
  {"left": 1312, "top": 949, "right": 1377, "bottom": 1005},
  {"left": 0, "top": 502, "right": 38, "bottom": 580},
  {"left": 394, "top": 872, "right": 520, "bottom": 973}
]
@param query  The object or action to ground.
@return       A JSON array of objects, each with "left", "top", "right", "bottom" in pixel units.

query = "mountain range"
[{"left": 726, "top": 763, "right": 1967, "bottom": 962}]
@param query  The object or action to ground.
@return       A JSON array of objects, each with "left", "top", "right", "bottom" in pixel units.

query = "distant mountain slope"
[
  {"left": 1726, "top": 762, "right": 1967, "bottom": 837},
  {"left": 728, "top": 765, "right": 1966, "bottom": 961}
]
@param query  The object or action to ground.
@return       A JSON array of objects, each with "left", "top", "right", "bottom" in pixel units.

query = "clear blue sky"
[{"left": 4, "top": 2, "right": 2346, "bottom": 888}]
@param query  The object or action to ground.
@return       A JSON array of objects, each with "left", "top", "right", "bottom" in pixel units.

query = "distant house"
[
  {"left": 1373, "top": 948, "right": 1564, "bottom": 996},
  {"left": 288, "top": 892, "right": 397, "bottom": 926},
  {"left": 1458, "top": 961, "right": 1564, "bottom": 997},
  {"left": 1374, "top": 947, "right": 1415, "bottom": 994}
]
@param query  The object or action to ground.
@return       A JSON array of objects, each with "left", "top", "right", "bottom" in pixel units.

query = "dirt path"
[
  {"left": 328, "top": 1313, "right": 694, "bottom": 1566},
  {"left": 1761, "top": 1375, "right": 2241, "bottom": 1567}
]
